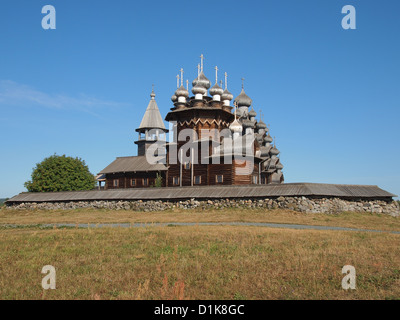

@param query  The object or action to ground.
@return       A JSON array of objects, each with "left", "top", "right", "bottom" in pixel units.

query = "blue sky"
[{"left": 0, "top": 0, "right": 399, "bottom": 198}]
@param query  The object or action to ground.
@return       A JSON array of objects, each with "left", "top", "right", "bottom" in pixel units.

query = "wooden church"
[{"left": 98, "top": 56, "right": 284, "bottom": 189}]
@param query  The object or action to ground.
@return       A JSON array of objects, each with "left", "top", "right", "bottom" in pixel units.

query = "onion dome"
[
  {"left": 276, "top": 162, "right": 284, "bottom": 170},
  {"left": 255, "top": 133, "right": 264, "bottom": 143},
  {"left": 234, "top": 89, "right": 252, "bottom": 107},
  {"left": 248, "top": 107, "right": 257, "bottom": 118},
  {"left": 270, "top": 146, "right": 280, "bottom": 155},
  {"left": 264, "top": 134, "right": 273, "bottom": 143},
  {"left": 175, "top": 85, "right": 189, "bottom": 98},
  {"left": 260, "top": 146, "right": 270, "bottom": 157},
  {"left": 209, "top": 83, "right": 224, "bottom": 96},
  {"left": 192, "top": 71, "right": 211, "bottom": 90},
  {"left": 238, "top": 107, "right": 249, "bottom": 118},
  {"left": 241, "top": 118, "right": 254, "bottom": 128},
  {"left": 171, "top": 94, "right": 177, "bottom": 102},
  {"left": 229, "top": 119, "right": 243, "bottom": 133},
  {"left": 192, "top": 83, "right": 207, "bottom": 95},
  {"left": 221, "top": 88, "right": 234, "bottom": 101},
  {"left": 271, "top": 172, "right": 281, "bottom": 183},
  {"left": 256, "top": 120, "right": 267, "bottom": 129}
]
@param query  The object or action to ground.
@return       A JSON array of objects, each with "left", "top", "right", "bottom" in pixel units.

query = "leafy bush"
[
  {"left": 155, "top": 173, "right": 163, "bottom": 188},
  {"left": 24, "top": 154, "right": 95, "bottom": 192},
  {"left": 0, "top": 198, "right": 8, "bottom": 207}
]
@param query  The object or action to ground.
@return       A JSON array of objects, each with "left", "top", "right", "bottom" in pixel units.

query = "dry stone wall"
[{"left": 5, "top": 197, "right": 400, "bottom": 217}]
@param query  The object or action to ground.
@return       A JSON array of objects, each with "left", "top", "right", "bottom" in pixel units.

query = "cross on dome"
[
  {"left": 180, "top": 68, "right": 184, "bottom": 87},
  {"left": 200, "top": 54, "right": 204, "bottom": 72}
]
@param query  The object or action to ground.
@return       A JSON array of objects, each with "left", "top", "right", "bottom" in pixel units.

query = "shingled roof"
[
  {"left": 99, "top": 156, "right": 167, "bottom": 174},
  {"left": 6, "top": 183, "right": 397, "bottom": 204},
  {"left": 136, "top": 92, "right": 166, "bottom": 131}
]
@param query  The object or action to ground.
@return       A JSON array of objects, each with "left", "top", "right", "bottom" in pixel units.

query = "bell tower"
[{"left": 135, "top": 87, "right": 168, "bottom": 156}]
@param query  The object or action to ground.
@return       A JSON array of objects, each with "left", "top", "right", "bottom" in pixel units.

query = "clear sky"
[{"left": 0, "top": 0, "right": 399, "bottom": 199}]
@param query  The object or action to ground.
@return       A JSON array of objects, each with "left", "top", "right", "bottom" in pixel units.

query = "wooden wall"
[
  {"left": 105, "top": 171, "right": 166, "bottom": 189},
  {"left": 232, "top": 160, "right": 260, "bottom": 185},
  {"left": 167, "top": 163, "right": 234, "bottom": 186}
]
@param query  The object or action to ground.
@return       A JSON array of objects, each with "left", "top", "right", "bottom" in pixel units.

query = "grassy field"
[
  {"left": 1, "top": 207, "right": 400, "bottom": 231},
  {"left": 0, "top": 207, "right": 399, "bottom": 300}
]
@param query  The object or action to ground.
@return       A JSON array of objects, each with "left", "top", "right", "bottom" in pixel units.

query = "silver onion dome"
[
  {"left": 255, "top": 132, "right": 264, "bottom": 143},
  {"left": 264, "top": 134, "right": 273, "bottom": 143},
  {"left": 192, "top": 71, "right": 211, "bottom": 90},
  {"left": 221, "top": 88, "right": 234, "bottom": 101},
  {"left": 260, "top": 146, "right": 270, "bottom": 157},
  {"left": 175, "top": 85, "right": 189, "bottom": 98},
  {"left": 209, "top": 83, "right": 224, "bottom": 96},
  {"left": 234, "top": 89, "right": 252, "bottom": 107},
  {"left": 270, "top": 146, "right": 280, "bottom": 155},
  {"left": 241, "top": 118, "right": 254, "bottom": 128},
  {"left": 192, "top": 83, "right": 207, "bottom": 95},
  {"left": 229, "top": 119, "right": 243, "bottom": 133},
  {"left": 171, "top": 94, "right": 177, "bottom": 102},
  {"left": 276, "top": 162, "right": 284, "bottom": 170},
  {"left": 256, "top": 120, "right": 267, "bottom": 129},
  {"left": 248, "top": 107, "right": 257, "bottom": 118}
]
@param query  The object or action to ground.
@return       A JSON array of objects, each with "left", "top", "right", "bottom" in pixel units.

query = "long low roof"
[
  {"left": 6, "top": 183, "right": 397, "bottom": 203},
  {"left": 99, "top": 156, "right": 167, "bottom": 174}
]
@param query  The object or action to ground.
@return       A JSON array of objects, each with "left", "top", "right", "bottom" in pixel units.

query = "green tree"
[
  {"left": 0, "top": 198, "right": 8, "bottom": 207},
  {"left": 154, "top": 173, "right": 163, "bottom": 188},
  {"left": 24, "top": 154, "right": 96, "bottom": 192}
]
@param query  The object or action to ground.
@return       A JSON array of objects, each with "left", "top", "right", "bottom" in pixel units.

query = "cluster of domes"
[
  {"left": 229, "top": 85, "right": 284, "bottom": 179},
  {"left": 170, "top": 58, "right": 258, "bottom": 110},
  {"left": 168, "top": 55, "right": 283, "bottom": 182},
  {"left": 172, "top": 58, "right": 236, "bottom": 105}
]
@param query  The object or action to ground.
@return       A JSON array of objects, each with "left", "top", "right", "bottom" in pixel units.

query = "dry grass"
[
  {"left": 0, "top": 225, "right": 399, "bottom": 300},
  {"left": 1, "top": 207, "right": 399, "bottom": 300},
  {"left": 0, "top": 207, "right": 399, "bottom": 231}
]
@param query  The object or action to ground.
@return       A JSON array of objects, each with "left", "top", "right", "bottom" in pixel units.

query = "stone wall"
[{"left": 5, "top": 197, "right": 400, "bottom": 217}]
